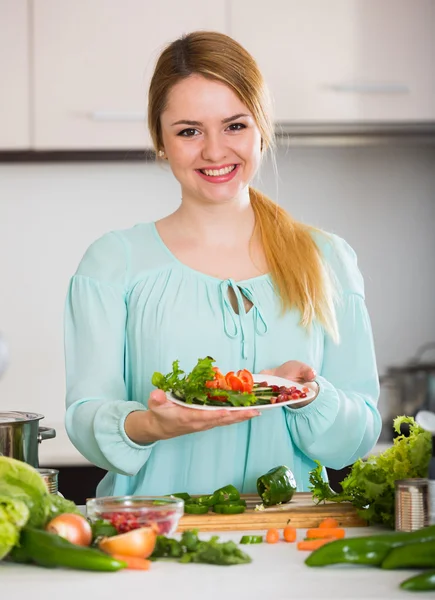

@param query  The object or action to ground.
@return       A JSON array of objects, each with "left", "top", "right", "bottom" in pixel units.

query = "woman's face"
[{"left": 160, "top": 74, "right": 262, "bottom": 206}]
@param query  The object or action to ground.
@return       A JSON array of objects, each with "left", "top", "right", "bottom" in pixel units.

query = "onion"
[
  {"left": 98, "top": 527, "right": 156, "bottom": 558},
  {"left": 46, "top": 513, "right": 92, "bottom": 547}
]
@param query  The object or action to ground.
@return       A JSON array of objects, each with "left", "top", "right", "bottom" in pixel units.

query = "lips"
[{"left": 195, "top": 164, "right": 240, "bottom": 184}]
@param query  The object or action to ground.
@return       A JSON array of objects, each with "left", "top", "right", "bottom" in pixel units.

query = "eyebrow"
[{"left": 170, "top": 113, "right": 250, "bottom": 127}]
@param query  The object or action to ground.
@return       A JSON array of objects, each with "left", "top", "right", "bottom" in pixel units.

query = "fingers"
[{"left": 148, "top": 389, "right": 171, "bottom": 409}]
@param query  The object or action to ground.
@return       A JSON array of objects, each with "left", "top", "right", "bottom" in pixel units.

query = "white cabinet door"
[
  {"left": 231, "top": 0, "right": 435, "bottom": 123},
  {"left": 33, "top": 1, "right": 226, "bottom": 150},
  {"left": 0, "top": 0, "right": 29, "bottom": 149}
]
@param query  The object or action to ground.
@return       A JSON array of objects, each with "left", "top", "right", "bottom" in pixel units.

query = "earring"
[{"left": 158, "top": 150, "right": 165, "bottom": 158}]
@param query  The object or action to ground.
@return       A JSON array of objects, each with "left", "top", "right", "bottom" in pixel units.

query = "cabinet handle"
[
  {"left": 325, "top": 82, "right": 410, "bottom": 94},
  {"left": 89, "top": 111, "right": 146, "bottom": 121}
]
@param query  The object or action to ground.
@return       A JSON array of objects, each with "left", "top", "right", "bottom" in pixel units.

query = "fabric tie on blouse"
[{"left": 219, "top": 279, "right": 268, "bottom": 359}]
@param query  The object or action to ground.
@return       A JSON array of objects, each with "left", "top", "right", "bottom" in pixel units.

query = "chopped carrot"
[
  {"left": 283, "top": 525, "right": 297, "bottom": 543},
  {"left": 111, "top": 554, "right": 151, "bottom": 570},
  {"left": 266, "top": 528, "right": 280, "bottom": 544},
  {"left": 306, "top": 527, "right": 345, "bottom": 539},
  {"left": 318, "top": 518, "right": 339, "bottom": 529},
  {"left": 297, "top": 538, "right": 334, "bottom": 551}
]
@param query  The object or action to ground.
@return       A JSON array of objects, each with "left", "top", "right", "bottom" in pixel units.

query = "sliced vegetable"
[
  {"left": 213, "top": 484, "right": 240, "bottom": 504},
  {"left": 306, "top": 527, "right": 345, "bottom": 540},
  {"left": 98, "top": 526, "right": 156, "bottom": 558},
  {"left": 298, "top": 538, "right": 334, "bottom": 551},
  {"left": 266, "top": 528, "right": 280, "bottom": 544},
  {"left": 257, "top": 465, "right": 297, "bottom": 507},
  {"left": 240, "top": 535, "right": 263, "bottom": 544},
  {"left": 212, "top": 504, "right": 246, "bottom": 514},
  {"left": 237, "top": 369, "right": 254, "bottom": 393},
  {"left": 184, "top": 504, "right": 210, "bottom": 515},
  {"left": 46, "top": 513, "right": 93, "bottom": 547}
]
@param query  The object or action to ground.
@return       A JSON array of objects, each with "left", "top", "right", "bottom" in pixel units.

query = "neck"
[{"left": 173, "top": 187, "right": 255, "bottom": 246}]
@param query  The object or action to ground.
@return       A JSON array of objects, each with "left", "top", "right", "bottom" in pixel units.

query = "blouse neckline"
[{"left": 150, "top": 222, "right": 271, "bottom": 285}]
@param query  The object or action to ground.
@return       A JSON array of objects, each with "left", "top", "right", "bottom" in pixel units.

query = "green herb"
[
  {"left": 152, "top": 357, "right": 257, "bottom": 406},
  {"left": 150, "top": 529, "right": 251, "bottom": 566},
  {"left": 309, "top": 416, "right": 432, "bottom": 528}
]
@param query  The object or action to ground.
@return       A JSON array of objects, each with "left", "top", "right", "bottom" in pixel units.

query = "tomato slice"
[
  {"left": 237, "top": 369, "right": 254, "bottom": 393},
  {"left": 226, "top": 375, "right": 245, "bottom": 392},
  {"left": 205, "top": 379, "right": 219, "bottom": 389}
]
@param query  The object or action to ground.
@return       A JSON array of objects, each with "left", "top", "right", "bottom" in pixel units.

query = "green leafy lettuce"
[
  {"left": 309, "top": 416, "right": 432, "bottom": 528},
  {"left": 0, "top": 496, "right": 29, "bottom": 559},
  {"left": 0, "top": 456, "right": 49, "bottom": 528},
  {"left": 152, "top": 356, "right": 257, "bottom": 406},
  {"left": 0, "top": 456, "right": 82, "bottom": 561}
]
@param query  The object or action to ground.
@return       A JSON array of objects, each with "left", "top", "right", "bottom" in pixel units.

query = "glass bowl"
[{"left": 86, "top": 495, "right": 184, "bottom": 536}]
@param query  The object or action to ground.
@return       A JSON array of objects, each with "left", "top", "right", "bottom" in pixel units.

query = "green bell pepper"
[
  {"left": 305, "top": 525, "right": 435, "bottom": 567},
  {"left": 212, "top": 504, "right": 246, "bottom": 514},
  {"left": 256, "top": 465, "right": 296, "bottom": 507},
  {"left": 184, "top": 504, "right": 209, "bottom": 515},
  {"left": 240, "top": 535, "right": 263, "bottom": 544},
  {"left": 213, "top": 484, "right": 240, "bottom": 504}
]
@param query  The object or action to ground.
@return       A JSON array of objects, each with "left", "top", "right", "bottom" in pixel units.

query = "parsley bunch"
[{"left": 309, "top": 416, "right": 432, "bottom": 528}]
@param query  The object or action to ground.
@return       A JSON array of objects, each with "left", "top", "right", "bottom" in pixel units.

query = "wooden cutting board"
[{"left": 177, "top": 493, "right": 367, "bottom": 531}]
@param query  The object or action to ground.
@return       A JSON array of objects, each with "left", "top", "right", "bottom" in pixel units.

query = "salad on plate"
[{"left": 151, "top": 357, "right": 315, "bottom": 411}]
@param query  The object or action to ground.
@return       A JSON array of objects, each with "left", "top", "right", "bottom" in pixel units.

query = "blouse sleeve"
[
  {"left": 64, "top": 232, "right": 156, "bottom": 476},
  {"left": 285, "top": 234, "right": 382, "bottom": 470}
]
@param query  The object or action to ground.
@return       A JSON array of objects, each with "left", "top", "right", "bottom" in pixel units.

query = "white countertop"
[{"left": 0, "top": 527, "right": 419, "bottom": 600}]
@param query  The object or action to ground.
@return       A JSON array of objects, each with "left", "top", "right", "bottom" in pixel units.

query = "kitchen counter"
[{"left": 0, "top": 527, "right": 420, "bottom": 600}]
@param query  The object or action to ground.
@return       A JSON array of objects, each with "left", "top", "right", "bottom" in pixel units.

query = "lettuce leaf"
[
  {"left": 0, "top": 456, "right": 49, "bottom": 528},
  {"left": 309, "top": 416, "right": 432, "bottom": 528}
]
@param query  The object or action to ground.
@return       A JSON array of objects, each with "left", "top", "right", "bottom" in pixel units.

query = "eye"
[
  {"left": 177, "top": 128, "right": 200, "bottom": 137},
  {"left": 227, "top": 123, "right": 247, "bottom": 132}
]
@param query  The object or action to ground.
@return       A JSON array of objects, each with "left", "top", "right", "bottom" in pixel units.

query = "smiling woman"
[{"left": 64, "top": 31, "right": 382, "bottom": 500}]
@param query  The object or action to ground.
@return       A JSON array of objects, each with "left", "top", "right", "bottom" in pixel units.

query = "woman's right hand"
[{"left": 124, "top": 389, "right": 260, "bottom": 444}]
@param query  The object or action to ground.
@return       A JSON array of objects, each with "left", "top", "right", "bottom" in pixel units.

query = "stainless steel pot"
[{"left": 0, "top": 411, "right": 56, "bottom": 468}]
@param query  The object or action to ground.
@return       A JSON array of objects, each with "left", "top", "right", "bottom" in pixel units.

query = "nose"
[{"left": 201, "top": 132, "right": 227, "bottom": 163}]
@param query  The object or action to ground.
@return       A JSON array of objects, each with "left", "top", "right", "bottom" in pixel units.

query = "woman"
[{"left": 64, "top": 31, "right": 381, "bottom": 498}]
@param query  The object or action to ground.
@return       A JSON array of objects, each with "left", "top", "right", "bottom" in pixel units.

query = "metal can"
[
  {"left": 395, "top": 478, "right": 429, "bottom": 532},
  {"left": 36, "top": 468, "right": 59, "bottom": 495}
]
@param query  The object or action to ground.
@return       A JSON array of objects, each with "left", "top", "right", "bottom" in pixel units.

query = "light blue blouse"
[{"left": 64, "top": 222, "right": 381, "bottom": 497}]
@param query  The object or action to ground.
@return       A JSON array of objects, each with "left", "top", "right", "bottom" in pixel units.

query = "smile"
[{"left": 195, "top": 164, "right": 239, "bottom": 183}]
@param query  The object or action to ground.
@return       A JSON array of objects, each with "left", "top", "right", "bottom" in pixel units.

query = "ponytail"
[{"left": 250, "top": 187, "right": 339, "bottom": 342}]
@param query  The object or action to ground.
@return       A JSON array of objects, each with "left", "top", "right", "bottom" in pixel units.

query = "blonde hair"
[{"left": 148, "top": 31, "right": 338, "bottom": 341}]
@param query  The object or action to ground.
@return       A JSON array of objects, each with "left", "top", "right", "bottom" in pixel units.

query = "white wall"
[{"left": 0, "top": 144, "right": 434, "bottom": 462}]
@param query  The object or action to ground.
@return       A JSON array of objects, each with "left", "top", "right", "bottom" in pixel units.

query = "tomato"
[
  {"left": 237, "top": 369, "right": 254, "bottom": 388},
  {"left": 46, "top": 513, "right": 92, "bottom": 547},
  {"left": 99, "top": 526, "right": 157, "bottom": 558},
  {"left": 205, "top": 379, "right": 219, "bottom": 389},
  {"left": 226, "top": 375, "right": 245, "bottom": 392}
]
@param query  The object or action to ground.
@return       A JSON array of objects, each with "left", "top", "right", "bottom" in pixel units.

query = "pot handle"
[{"left": 38, "top": 427, "right": 56, "bottom": 443}]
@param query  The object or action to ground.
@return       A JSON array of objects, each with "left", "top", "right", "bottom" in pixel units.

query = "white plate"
[{"left": 166, "top": 374, "right": 316, "bottom": 411}]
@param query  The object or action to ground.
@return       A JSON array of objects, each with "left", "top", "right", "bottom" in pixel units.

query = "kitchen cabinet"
[
  {"left": 0, "top": 0, "right": 30, "bottom": 149},
  {"left": 32, "top": 0, "right": 226, "bottom": 150},
  {"left": 231, "top": 0, "right": 435, "bottom": 124}
]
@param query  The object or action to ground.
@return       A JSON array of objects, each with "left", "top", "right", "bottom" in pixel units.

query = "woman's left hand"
[{"left": 260, "top": 360, "right": 319, "bottom": 408}]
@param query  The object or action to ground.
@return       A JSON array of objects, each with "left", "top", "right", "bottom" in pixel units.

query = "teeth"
[{"left": 201, "top": 165, "right": 236, "bottom": 177}]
